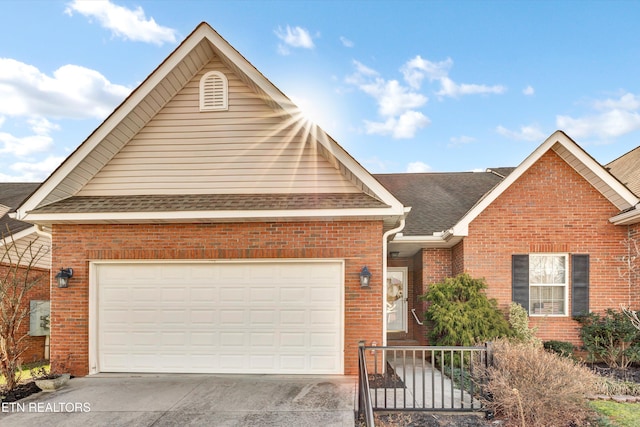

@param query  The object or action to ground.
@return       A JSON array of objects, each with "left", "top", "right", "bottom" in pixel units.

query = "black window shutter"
[
  {"left": 572, "top": 254, "right": 590, "bottom": 316},
  {"left": 512, "top": 255, "right": 529, "bottom": 312}
]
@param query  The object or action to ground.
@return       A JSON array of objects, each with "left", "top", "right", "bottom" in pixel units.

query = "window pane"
[
  {"left": 529, "top": 286, "right": 565, "bottom": 315},
  {"left": 529, "top": 255, "right": 566, "bottom": 285}
]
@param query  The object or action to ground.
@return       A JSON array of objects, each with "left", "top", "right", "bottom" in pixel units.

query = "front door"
[{"left": 386, "top": 267, "right": 408, "bottom": 332}]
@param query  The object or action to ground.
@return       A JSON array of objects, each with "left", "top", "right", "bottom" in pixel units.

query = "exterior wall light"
[
  {"left": 359, "top": 266, "right": 372, "bottom": 288},
  {"left": 55, "top": 268, "right": 73, "bottom": 288}
]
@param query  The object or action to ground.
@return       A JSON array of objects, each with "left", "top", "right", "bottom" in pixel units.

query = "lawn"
[{"left": 590, "top": 401, "right": 640, "bottom": 427}]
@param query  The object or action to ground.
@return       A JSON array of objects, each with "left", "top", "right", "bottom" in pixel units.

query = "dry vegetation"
[{"left": 478, "top": 339, "right": 599, "bottom": 427}]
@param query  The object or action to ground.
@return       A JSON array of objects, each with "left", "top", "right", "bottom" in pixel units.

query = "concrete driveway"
[{"left": 0, "top": 374, "right": 357, "bottom": 426}]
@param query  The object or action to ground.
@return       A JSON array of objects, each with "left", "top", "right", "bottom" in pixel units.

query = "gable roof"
[
  {"left": 450, "top": 131, "right": 639, "bottom": 236},
  {"left": 385, "top": 131, "right": 640, "bottom": 254},
  {"left": 15, "top": 22, "right": 405, "bottom": 227},
  {"left": 375, "top": 171, "right": 506, "bottom": 236}
]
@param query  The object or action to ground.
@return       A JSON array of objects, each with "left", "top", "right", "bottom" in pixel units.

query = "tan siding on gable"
[{"left": 79, "top": 60, "right": 359, "bottom": 196}]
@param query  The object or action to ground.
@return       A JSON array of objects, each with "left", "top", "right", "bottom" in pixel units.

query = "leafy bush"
[
  {"left": 576, "top": 309, "right": 640, "bottom": 369},
  {"left": 420, "top": 273, "right": 511, "bottom": 346},
  {"left": 508, "top": 302, "right": 540, "bottom": 345},
  {"left": 479, "top": 339, "right": 597, "bottom": 427},
  {"left": 543, "top": 340, "right": 575, "bottom": 358}
]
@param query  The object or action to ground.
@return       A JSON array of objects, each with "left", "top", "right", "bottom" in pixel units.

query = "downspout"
[
  {"left": 382, "top": 209, "right": 409, "bottom": 346},
  {"left": 34, "top": 224, "right": 52, "bottom": 360}
]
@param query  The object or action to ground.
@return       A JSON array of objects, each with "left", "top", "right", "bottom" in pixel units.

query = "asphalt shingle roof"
[
  {"left": 0, "top": 183, "right": 40, "bottom": 235},
  {"left": 374, "top": 171, "right": 509, "bottom": 236},
  {"left": 31, "top": 193, "right": 389, "bottom": 213},
  {"left": 606, "top": 146, "right": 640, "bottom": 197}
]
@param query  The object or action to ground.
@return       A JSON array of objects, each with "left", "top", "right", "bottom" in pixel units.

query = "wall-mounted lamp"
[
  {"left": 389, "top": 251, "right": 400, "bottom": 258},
  {"left": 359, "top": 266, "right": 372, "bottom": 288},
  {"left": 55, "top": 268, "right": 73, "bottom": 288}
]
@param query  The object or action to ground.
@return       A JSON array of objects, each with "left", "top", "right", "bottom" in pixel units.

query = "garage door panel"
[{"left": 96, "top": 261, "right": 343, "bottom": 374}]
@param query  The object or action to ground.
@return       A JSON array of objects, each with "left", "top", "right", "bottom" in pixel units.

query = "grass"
[
  {"left": 590, "top": 401, "right": 640, "bottom": 427},
  {"left": 0, "top": 363, "right": 50, "bottom": 386}
]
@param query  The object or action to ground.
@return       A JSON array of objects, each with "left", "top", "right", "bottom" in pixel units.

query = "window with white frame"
[
  {"left": 528, "top": 254, "right": 567, "bottom": 316},
  {"left": 199, "top": 71, "right": 228, "bottom": 111}
]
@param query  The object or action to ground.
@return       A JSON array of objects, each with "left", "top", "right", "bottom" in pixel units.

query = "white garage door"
[{"left": 94, "top": 261, "right": 343, "bottom": 374}]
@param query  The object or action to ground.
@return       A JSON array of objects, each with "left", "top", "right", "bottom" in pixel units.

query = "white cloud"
[
  {"left": 401, "top": 55, "right": 506, "bottom": 98},
  {"left": 339, "top": 36, "right": 354, "bottom": 48},
  {"left": 556, "top": 92, "right": 640, "bottom": 141},
  {"left": 557, "top": 110, "right": 640, "bottom": 140},
  {"left": 275, "top": 25, "right": 314, "bottom": 55},
  {"left": 0, "top": 58, "right": 131, "bottom": 120},
  {"left": 449, "top": 135, "right": 476, "bottom": 146},
  {"left": 359, "top": 79, "right": 427, "bottom": 117},
  {"left": 0, "top": 116, "right": 60, "bottom": 157},
  {"left": 28, "top": 117, "right": 60, "bottom": 135},
  {"left": 364, "top": 111, "right": 430, "bottom": 139},
  {"left": 523, "top": 85, "right": 535, "bottom": 96},
  {"left": 65, "top": 0, "right": 177, "bottom": 45},
  {"left": 496, "top": 124, "right": 546, "bottom": 142},
  {"left": 401, "top": 55, "right": 453, "bottom": 89},
  {"left": 592, "top": 93, "right": 640, "bottom": 111},
  {"left": 406, "top": 161, "right": 431, "bottom": 173},
  {"left": 437, "top": 77, "right": 506, "bottom": 98},
  {"left": 346, "top": 61, "right": 430, "bottom": 139},
  {"left": 0, "top": 131, "right": 53, "bottom": 157},
  {"left": 3, "top": 155, "right": 66, "bottom": 182}
]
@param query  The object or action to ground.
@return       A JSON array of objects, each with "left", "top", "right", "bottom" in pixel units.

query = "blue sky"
[{"left": 2, "top": 0, "right": 640, "bottom": 182}]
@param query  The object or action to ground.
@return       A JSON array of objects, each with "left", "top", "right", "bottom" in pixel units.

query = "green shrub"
[
  {"left": 479, "top": 339, "right": 598, "bottom": 427},
  {"left": 420, "top": 273, "right": 511, "bottom": 346},
  {"left": 508, "top": 302, "right": 540, "bottom": 345},
  {"left": 576, "top": 309, "right": 640, "bottom": 369},
  {"left": 543, "top": 340, "right": 575, "bottom": 358}
]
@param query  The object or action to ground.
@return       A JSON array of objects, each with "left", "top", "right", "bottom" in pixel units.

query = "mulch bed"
[
  {"left": 1, "top": 381, "right": 41, "bottom": 403},
  {"left": 368, "top": 362, "right": 405, "bottom": 388},
  {"left": 588, "top": 363, "right": 640, "bottom": 383}
]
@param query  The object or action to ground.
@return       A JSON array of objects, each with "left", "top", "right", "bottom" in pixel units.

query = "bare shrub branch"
[{"left": 0, "top": 227, "right": 49, "bottom": 391}]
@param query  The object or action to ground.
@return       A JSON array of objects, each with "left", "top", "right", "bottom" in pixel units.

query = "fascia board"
[
  {"left": 558, "top": 135, "right": 639, "bottom": 209},
  {"left": 21, "top": 206, "right": 405, "bottom": 224},
  {"left": 610, "top": 206, "right": 640, "bottom": 225}
]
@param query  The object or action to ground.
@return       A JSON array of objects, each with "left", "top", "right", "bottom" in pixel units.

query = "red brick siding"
[
  {"left": 461, "top": 150, "right": 629, "bottom": 345},
  {"left": 50, "top": 220, "right": 383, "bottom": 376},
  {"left": 0, "top": 264, "right": 50, "bottom": 364},
  {"left": 407, "top": 248, "right": 453, "bottom": 344}
]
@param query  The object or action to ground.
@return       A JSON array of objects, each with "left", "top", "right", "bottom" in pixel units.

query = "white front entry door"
[
  {"left": 92, "top": 261, "right": 343, "bottom": 374},
  {"left": 386, "top": 267, "right": 408, "bottom": 332}
]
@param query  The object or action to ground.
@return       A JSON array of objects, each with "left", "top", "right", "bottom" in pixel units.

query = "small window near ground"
[
  {"left": 199, "top": 71, "right": 228, "bottom": 111},
  {"left": 529, "top": 254, "right": 568, "bottom": 316}
]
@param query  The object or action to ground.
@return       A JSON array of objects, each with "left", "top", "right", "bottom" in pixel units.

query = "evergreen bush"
[
  {"left": 420, "top": 273, "right": 511, "bottom": 346},
  {"left": 576, "top": 309, "right": 640, "bottom": 369}
]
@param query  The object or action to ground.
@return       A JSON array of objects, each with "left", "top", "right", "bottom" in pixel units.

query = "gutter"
[
  {"left": 610, "top": 204, "right": 640, "bottom": 225},
  {"left": 381, "top": 207, "right": 410, "bottom": 346}
]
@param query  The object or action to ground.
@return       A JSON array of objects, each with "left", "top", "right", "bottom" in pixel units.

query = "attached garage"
[{"left": 90, "top": 260, "right": 344, "bottom": 374}]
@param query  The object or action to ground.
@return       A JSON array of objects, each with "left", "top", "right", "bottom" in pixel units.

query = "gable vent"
[{"left": 199, "top": 71, "right": 228, "bottom": 111}]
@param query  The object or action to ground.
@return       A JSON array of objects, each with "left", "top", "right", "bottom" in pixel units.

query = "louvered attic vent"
[{"left": 199, "top": 71, "right": 228, "bottom": 111}]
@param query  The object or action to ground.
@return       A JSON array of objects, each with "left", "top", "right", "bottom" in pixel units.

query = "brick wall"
[
  {"left": 407, "top": 248, "right": 452, "bottom": 344},
  {"left": 50, "top": 220, "right": 383, "bottom": 376},
  {"left": 0, "top": 264, "right": 50, "bottom": 364},
  {"left": 461, "top": 150, "right": 629, "bottom": 345}
]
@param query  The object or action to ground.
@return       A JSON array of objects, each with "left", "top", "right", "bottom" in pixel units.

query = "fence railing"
[{"left": 358, "top": 342, "right": 491, "bottom": 424}]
